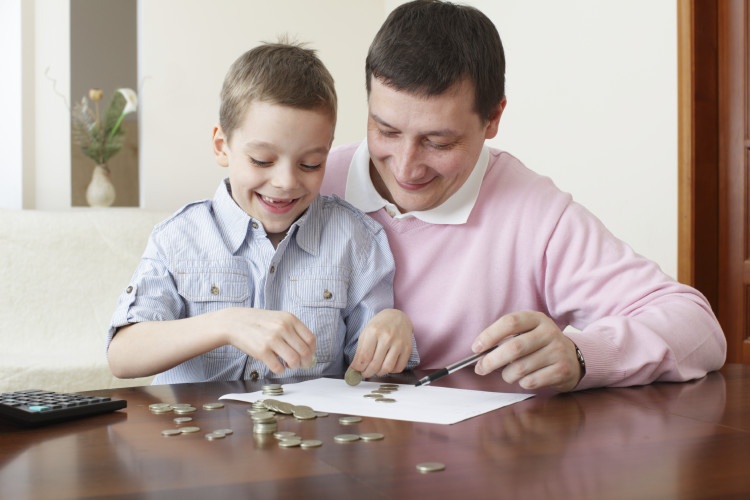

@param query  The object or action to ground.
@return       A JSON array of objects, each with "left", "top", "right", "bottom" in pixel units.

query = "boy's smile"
[{"left": 213, "top": 101, "right": 334, "bottom": 246}]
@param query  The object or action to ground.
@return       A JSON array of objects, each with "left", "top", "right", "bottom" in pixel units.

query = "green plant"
[{"left": 71, "top": 88, "right": 138, "bottom": 165}]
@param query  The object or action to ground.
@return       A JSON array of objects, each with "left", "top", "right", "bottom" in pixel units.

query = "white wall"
[
  {"left": 11, "top": 0, "right": 679, "bottom": 278},
  {"left": 0, "top": 0, "right": 23, "bottom": 209},
  {"left": 138, "top": 0, "right": 384, "bottom": 210}
]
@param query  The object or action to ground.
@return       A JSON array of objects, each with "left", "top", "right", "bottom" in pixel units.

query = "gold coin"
[
  {"left": 344, "top": 367, "right": 362, "bottom": 386},
  {"left": 375, "top": 398, "right": 396, "bottom": 403},
  {"left": 416, "top": 462, "right": 446, "bottom": 473}
]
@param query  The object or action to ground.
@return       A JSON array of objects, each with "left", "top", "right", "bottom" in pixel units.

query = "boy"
[{"left": 106, "top": 41, "right": 418, "bottom": 384}]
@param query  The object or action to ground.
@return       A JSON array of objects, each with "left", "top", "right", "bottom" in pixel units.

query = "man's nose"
[{"left": 391, "top": 141, "right": 421, "bottom": 179}]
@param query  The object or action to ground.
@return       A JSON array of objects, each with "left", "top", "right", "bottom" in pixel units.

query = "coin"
[
  {"left": 344, "top": 367, "right": 362, "bottom": 386},
  {"left": 173, "top": 417, "right": 193, "bottom": 424},
  {"left": 364, "top": 393, "right": 383, "bottom": 399},
  {"left": 202, "top": 402, "right": 224, "bottom": 410},
  {"left": 179, "top": 426, "right": 201, "bottom": 433},
  {"left": 302, "top": 354, "right": 317, "bottom": 369},
  {"left": 300, "top": 439, "right": 323, "bottom": 449},
  {"left": 292, "top": 406, "right": 317, "bottom": 420},
  {"left": 338, "top": 416, "right": 362, "bottom": 425},
  {"left": 173, "top": 406, "right": 197, "bottom": 414},
  {"left": 314, "top": 411, "right": 329, "bottom": 418},
  {"left": 204, "top": 432, "right": 225, "bottom": 440},
  {"left": 273, "top": 431, "right": 297, "bottom": 440},
  {"left": 375, "top": 398, "right": 396, "bottom": 403},
  {"left": 416, "top": 462, "right": 446, "bottom": 473},
  {"left": 214, "top": 428, "right": 233, "bottom": 436},
  {"left": 161, "top": 429, "right": 182, "bottom": 437},
  {"left": 278, "top": 437, "right": 303, "bottom": 448},
  {"left": 334, "top": 434, "right": 361, "bottom": 443},
  {"left": 359, "top": 433, "right": 385, "bottom": 441}
]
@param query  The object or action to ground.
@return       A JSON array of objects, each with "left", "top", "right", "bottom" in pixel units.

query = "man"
[{"left": 323, "top": 0, "right": 725, "bottom": 392}]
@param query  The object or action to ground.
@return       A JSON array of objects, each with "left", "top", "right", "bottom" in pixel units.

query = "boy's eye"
[
  {"left": 301, "top": 163, "right": 322, "bottom": 171},
  {"left": 249, "top": 157, "right": 272, "bottom": 167}
]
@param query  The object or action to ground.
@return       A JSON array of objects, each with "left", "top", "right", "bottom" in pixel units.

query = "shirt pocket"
[
  {"left": 175, "top": 259, "right": 250, "bottom": 312},
  {"left": 290, "top": 268, "right": 349, "bottom": 363}
]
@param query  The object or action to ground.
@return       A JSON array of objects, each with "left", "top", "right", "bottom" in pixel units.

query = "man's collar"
[{"left": 344, "top": 139, "right": 489, "bottom": 224}]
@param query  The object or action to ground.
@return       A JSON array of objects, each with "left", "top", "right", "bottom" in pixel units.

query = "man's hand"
[
  {"left": 472, "top": 311, "right": 582, "bottom": 392},
  {"left": 351, "top": 309, "right": 414, "bottom": 377}
]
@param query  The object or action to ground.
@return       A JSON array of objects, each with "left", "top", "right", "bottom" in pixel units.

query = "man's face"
[
  {"left": 213, "top": 101, "right": 333, "bottom": 245},
  {"left": 366, "top": 77, "right": 503, "bottom": 213}
]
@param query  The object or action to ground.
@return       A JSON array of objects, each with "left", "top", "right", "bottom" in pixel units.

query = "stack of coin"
[
  {"left": 149, "top": 403, "right": 173, "bottom": 414},
  {"left": 363, "top": 383, "right": 400, "bottom": 402},
  {"left": 262, "top": 384, "right": 284, "bottom": 396},
  {"left": 250, "top": 410, "right": 278, "bottom": 435}
]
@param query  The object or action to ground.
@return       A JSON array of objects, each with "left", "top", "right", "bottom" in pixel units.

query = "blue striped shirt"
[{"left": 107, "top": 180, "right": 418, "bottom": 384}]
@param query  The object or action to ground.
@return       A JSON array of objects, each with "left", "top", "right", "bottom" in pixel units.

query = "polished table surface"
[{"left": 2, "top": 365, "right": 750, "bottom": 500}]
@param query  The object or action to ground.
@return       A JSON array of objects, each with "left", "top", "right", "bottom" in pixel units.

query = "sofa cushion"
[{"left": 0, "top": 208, "right": 170, "bottom": 393}]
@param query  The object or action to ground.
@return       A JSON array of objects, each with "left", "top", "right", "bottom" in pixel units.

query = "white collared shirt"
[{"left": 344, "top": 139, "right": 490, "bottom": 224}]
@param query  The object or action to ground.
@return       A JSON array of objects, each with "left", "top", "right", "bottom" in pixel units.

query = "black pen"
[{"left": 414, "top": 345, "right": 500, "bottom": 387}]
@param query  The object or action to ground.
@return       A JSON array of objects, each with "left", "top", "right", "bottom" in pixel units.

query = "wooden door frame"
[{"left": 679, "top": 0, "right": 749, "bottom": 362}]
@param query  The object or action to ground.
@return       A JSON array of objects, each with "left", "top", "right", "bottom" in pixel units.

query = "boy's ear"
[{"left": 212, "top": 125, "right": 230, "bottom": 167}]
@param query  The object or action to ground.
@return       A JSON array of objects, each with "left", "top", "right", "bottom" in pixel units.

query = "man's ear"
[
  {"left": 484, "top": 97, "right": 507, "bottom": 140},
  {"left": 212, "top": 125, "right": 230, "bottom": 167}
]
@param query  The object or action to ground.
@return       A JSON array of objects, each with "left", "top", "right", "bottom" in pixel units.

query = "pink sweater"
[{"left": 322, "top": 142, "right": 726, "bottom": 390}]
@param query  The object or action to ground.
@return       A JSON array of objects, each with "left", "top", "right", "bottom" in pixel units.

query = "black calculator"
[{"left": 0, "top": 389, "right": 127, "bottom": 427}]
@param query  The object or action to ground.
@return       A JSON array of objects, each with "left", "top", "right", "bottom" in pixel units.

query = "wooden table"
[{"left": 2, "top": 365, "right": 750, "bottom": 499}]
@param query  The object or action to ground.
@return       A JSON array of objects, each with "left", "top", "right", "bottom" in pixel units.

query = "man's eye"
[
  {"left": 379, "top": 129, "right": 398, "bottom": 138},
  {"left": 427, "top": 140, "right": 452, "bottom": 150},
  {"left": 249, "top": 157, "right": 271, "bottom": 167}
]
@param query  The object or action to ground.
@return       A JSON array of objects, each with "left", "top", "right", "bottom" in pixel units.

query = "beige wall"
[{"left": 7, "top": 0, "right": 679, "bottom": 278}]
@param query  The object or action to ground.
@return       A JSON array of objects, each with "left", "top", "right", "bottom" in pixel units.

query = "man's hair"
[
  {"left": 366, "top": 0, "right": 505, "bottom": 121},
  {"left": 219, "top": 39, "right": 337, "bottom": 139}
]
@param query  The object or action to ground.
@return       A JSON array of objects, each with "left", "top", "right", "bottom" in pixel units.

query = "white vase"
[{"left": 86, "top": 164, "right": 116, "bottom": 207}]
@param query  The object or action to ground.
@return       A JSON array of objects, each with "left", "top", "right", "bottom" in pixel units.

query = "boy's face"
[{"left": 213, "top": 101, "right": 334, "bottom": 245}]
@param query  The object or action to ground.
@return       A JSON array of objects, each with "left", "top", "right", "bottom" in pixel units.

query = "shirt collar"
[
  {"left": 344, "top": 139, "right": 489, "bottom": 224},
  {"left": 212, "top": 179, "right": 322, "bottom": 255}
]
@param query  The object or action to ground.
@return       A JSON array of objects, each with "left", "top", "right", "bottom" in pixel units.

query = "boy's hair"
[
  {"left": 366, "top": 0, "right": 505, "bottom": 122},
  {"left": 219, "top": 39, "right": 337, "bottom": 139}
]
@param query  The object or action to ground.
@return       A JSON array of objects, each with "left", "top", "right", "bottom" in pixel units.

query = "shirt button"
[
  {"left": 125, "top": 286, "right": 133, "bottom": 294},
  {"left": 323, "top": 289, "right": 333, "bottom": 300},
  {"left": 251, "top": 222, "right": 259, "bottom": 229},
  {"left": 250, "top": 371, "right": 259, "bottom": 381},
  {"left": 210, "top": 285, "right": 220, "bottom": 295},
  {"left": 270, "top": 265, "right": 276, "bottom": 273}
]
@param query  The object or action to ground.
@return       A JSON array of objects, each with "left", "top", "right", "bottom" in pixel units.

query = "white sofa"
[{"left": 0, "top": 208, "right": 171, "bottom": 393}]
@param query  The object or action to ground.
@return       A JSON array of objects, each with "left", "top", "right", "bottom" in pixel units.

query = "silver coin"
[
  {"left": 334, "top": 434, "right": 361, "bottom": 443},
  {"left": 314, "top": 411, "right": 329, "bottom": 418},
  {"left": 375, "top": 398, "right": 396, "bottom": 403},
  {"left": 213, "top": 428, "right": 233, "bottom": 436},
  {"left": 416, "top": 462, "right": 446, "bottom": 473},
  {"left": 205, "top": 432, "right": 225, "bottom": 440},
  {"left": 344, "top": 367, "right": 362, "bottom": 386},
  {"left": 379, "top": 384, "right": 399, "bottom": 389},
  {"left": 253, "top": 423, "right": 278, "bottom": 434},
  {"left": 300, "top": 439, "right": 323, "bottom": 449},
  {"left": 338, "top": 416, "right": 362, "bottom": 425},
  {"left": 303, "top": 354, "right": 318, "bottom": 369},
  {"left": 359, "top": 432, "right": 385, "bottom": 441},
  {"left": 150, "top": 406, "right": 173, "bottom": 414},
  {"left": 179, "top": 426, "right": 201, "bottom": 434},
  {"left": 273, "top": 431, "right": 297, "bottom": 440},
  {"left": 170, "top": 403, "right": 192, "bottom": 409},
  {"left": 173, "top": 406, "right": 197, "bottom": 414},
  {"left": 262, "top": 384, "right": 282, "bottom": 391},
  {"left": 364, "top": 393, "right": 383, "bottom": 399},
  {"left": 292, "top": 406, "right": 317, "bottom": 420},
  {"left": 173, "top": 417, "right": 193, "bottom": 424},
  {"left": 250, "top": 410, "right": 276, "bottom": 422},
  {"left": 278, "top": 437, "right": 303, "bottom": 448},
  {"left": 202, "top": 402, "right": 224, "bottom": 410},
  {"left": 161, "top": 429, "right": 182, "bottom": 437},
  {"left": 149, "top": 403, "right": 172, "bottom": 411},
  {"left": 274, "top": 401, "right": 295, "bottom": 415}
]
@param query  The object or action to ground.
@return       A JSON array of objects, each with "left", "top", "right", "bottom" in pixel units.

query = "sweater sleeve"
[{"left": 544, "top": 201, "right": 726, "bottom": 390}]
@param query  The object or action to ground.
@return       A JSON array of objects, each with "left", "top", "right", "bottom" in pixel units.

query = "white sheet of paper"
[{"left": 220, "top": 377, "right": 533, "bottom": 425}]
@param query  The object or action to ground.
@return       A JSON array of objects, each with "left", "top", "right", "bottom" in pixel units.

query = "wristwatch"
[{"left": 574, "top": 344, "right": 586, "bottom": 379}]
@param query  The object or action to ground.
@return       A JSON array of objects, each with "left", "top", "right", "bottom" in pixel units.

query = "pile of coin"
[
  {"left": 262, "top": 384, "right": 284, "bottom": 396},
  {"left": 363, "top": 383, "right": 400, "bottom": 403},
  {"left": 250, "top": 409, "right": 278, "bottom": 435},
  {"left": 149, "top": 402, "right": 198, "bottom": 415},
  {"left": 333, "top": 432, "right": 385, "bottom": 443}
]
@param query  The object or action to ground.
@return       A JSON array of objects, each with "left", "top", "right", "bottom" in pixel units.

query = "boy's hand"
[
  {"left": 220, "top": 307, "right": 316, "bottom": 374},
  {"left": 351, "top": 309, "right": 413, "bottom": 377}
]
